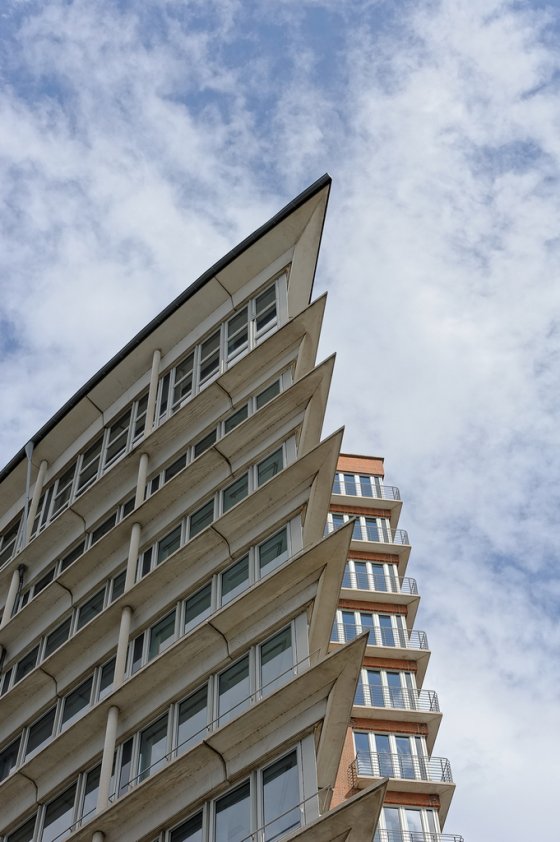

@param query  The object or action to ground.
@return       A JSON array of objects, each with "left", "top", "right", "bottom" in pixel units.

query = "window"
[
  {"left": 224, "top": 404, "right": 248, "bottom": 434},
  {"left": 157, "top": 526, "right": 182, "bottom": 564},
  {"left": 138, "top": 714, "right": 168, "bottom": 782},
  {"left": 15, "top": 646, "right": 39, "bottom": 683},
  {"left": 177, "top": 685, "right": 208, "bottom": 754},
  {"left": 220, "top": 555, "right": 249, "bottom": 605},
  {"left": 91, "top": 511, "right": 117, "bottom": 545},
  {"left": 165, "top": 454, "right": 187, "bottom": 482},
  {"left": 76, "top": 437, "right": 103, "bottom": 494},
  {"left": 199, "top": 329, "right": 220, "bottom": 384},
  {"left": 172, "top": 352, "right": 195, "bottom": 411},
  {"left": 170, "top": 813, "right": 203, "bottom": 842},
  {"left": 25, "top": 707, "right": 56, "bottom": 757},
  {"left": 258, "top": 527, "right": 288, "bottom": 574},
  {"left": 262, "top": 751, "right": 300, "bottom": 840},
  {"left": 227, "top": 307, "right": 249, "bottom": 359},
  {"left": 255, "top": 285, "right": 277, "bottom": 336},
  {"left": 354, "top": 731, "right": 428, "bottom": 780},
  {"left": 51, "top": 464, "right": 76, "bottom": 517},
  {"left": 215, "top": 781, "right": 250, "bottom": 842},
  {"left": 193, "top": 429, "right": 217, "bottom": 459},
  {"left": 218, "top": 656, "right": 250, "bottom": 725},
  {"left": 255, "top": 379, "right": 280, "bottom": 409},
  {"left": 7, "top": 816, "right": 37, "bottom": 842},
  {"left": 42, "top": 782, "right": 77, "bottom": 841},
  {"left": 222, "top": 474, "right": 249, "bottom": 512},
  {"left": 259, "top": 627, "right": 293, "bottom": 695},
  {"left": 44, "top": 617, "right": 72, "bottom": 658},
  {"left": 80, "top": 765, "right": 101, "bottom": 824},
  {"left": 189, "top": 500, "right": 214, "bottom": 538},
  {"left": 99, "top": 658, "right": 116, "bottom": 699},
  {"left": 148, "top": 611, "right": 176, "bottom": 660},
  {"left": 0, "top": 735, "right": 20, "bottom": 782},
  {"left": 332, "top": 609, "right": 407, "bottom": 647},
  {"left": 104, "top": 409, "right": 132, "bottom": 466},
  {"left": 61, "top": 677, "right": 93, "bottom": 726},
  {"left": 76, "top": 589, "right": 105, "bottom": 630},
  {"left": 257, "top": 448, "right": 283, "bottom": 486},
  {"left": 0, "top": 518, "right": 21, "bottom": 567}
]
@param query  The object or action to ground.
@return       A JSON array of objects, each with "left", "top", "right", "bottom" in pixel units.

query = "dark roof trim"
[{"left": 1, "top": 173, "right": 332, "bottom": 484}]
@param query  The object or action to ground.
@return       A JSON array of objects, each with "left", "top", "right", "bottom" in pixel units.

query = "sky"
[{"left": 0, "top": 0, "right": 559, "bottom": 838}]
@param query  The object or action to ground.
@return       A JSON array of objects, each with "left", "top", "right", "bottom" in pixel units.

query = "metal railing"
[
  {"left": 355, "top": 685, "right": 439, "bottom": 712},
  {"left": 342, "top": 570, "right": 418, "bottom": 595},
  {"left": 350, "top": 752, "right": 453, "bottom": 784},
  {"left": 332, "top": 623, "right": 429, "bottom": 650},
  {"left": 327, "top": 521, "right": 409, "bottom": 545},
  {"left": 332, "top": 481, "right": 401, "bottom": 501},
  {"left": 374, "top": 832, "right": 464, "bottom": 842}
]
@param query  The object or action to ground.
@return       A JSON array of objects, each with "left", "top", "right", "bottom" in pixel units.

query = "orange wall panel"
[{"left": 338, "top": 454, "right": 385, "bottom": 476}]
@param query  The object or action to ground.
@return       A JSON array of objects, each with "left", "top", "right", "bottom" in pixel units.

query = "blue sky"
[{"left": 1, "top": 1, "right": 560, "bottom": 839}]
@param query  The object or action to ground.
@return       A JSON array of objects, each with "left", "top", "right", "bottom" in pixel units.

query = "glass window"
[
  {"left": 139, "top": 714, "right": 168, "bottom": 782},
  {"left": 257, "top": 448, "right": 283, "bottom": 486},
  {"left": 260, "top": 627, "right": 292, "bottom": 694},
  {"left": 76, "top": 589, "right": 105, "bottom": 630},
  {"left": 118, "top": 738, "right": 133, "bottom": 795},
  {"left": 194, "top": 429, "right": 217, "bottom": 458},
  {"left": 42, "top": 783, "right": 77, "bottom": 841},
  {"left": 131, "top": 635, "right": 145, "bottom": 674},
  {"left": 359, "top": 475, "right": 373, "bottom": 497},
  {"left": 255, "top": 285, "right": 277, "bottom": 335},
  {"left": 256, "top": 380, "right": 280, "bottom": 409},
  {"left": 172, "top": 352, "right": 194, "bottom": 411},
  {"left": 218, "top": 656, "right": 250, "bottom": 725},
  {"left": 140, "top": 546, "right": 153, "bottom": 578},
  {"left": 199, "top": 330, "right": 220, "bottom": 383},
  {"left": 15, "top": 646, "right": 39, "bottom": 683},
  {"left": 99, "top": 658, "right": 116, "bottom": 698},
  {"left": 104, "top": 409, "right": 131, "bottom": 465},
  {"left": 221, "top": 555, "right": 249, "bottom": 605},
  {"left": 59, "top": 540, "right": 85, "bottom": 571},
  {"left": 222, "top": 474, "right": 248, "bottom": 512},
  {"left": 0, "top": 735, "right": 20, "bottom": 782},
  {"left": 343, "top": 473, "right": 357, "bottom": 495},
  {"left": 158, "top": 372, "right": 171, "bottom": 418},
  {"left": 111, "top": 571, "right": 126, "bottom": 602},
  {"left": 262, "top": 751, "right": 300, "bottom": 841},
  {"left": 149, "top": 611, "right": 176, "bottom": 660},
  {"left": 51, "top": 464, "right": 76, "bottom": 516},
  {"left": 189, "top": 500, "right": 214, "bottom": 537},
  {"left": 26, "top": 707, "right": 56, "bottom": 757},
  {"left": 62, "top": 677, "right": 93, "bottom": 725},
  {"left": 164, "top": 454, "right": 187, "bottom": 482},
  {"left": 177, "top": 686, "right": 208, "bottom": 754},
  {"left": 224, "top": 404, "right": 248, "bottom": 434},
  {"left": 44, "top": 617, "right": 72, "bottom": 658},
  {"left": 80, "top": 765, "right": 101, "bottom": 823},
  {"left": 7, "top": 816, "right": 36, "bottom": 842},
  {"left": 227, "top": 307, "right": 249, "bottom": 358},
  {"left": 0, "top": 520, "right": 21, "bottom": 565},
  {"left": 215, "top": 781, "right": 250, "bottom": 842},
  {"left": 184, "top": 584, "right": 212, "bottom": 631},
  {"left": 258, "top": 528, "right": 288, "bottom": 574},
  {"left": 121, "top": 497, "right": 134, "bottom": 518},
  {"left": 157, "top": 526, "right": 182, "bottom": 564},
  {"left": 91, "top": 511, "right": 117, "bottom": 544},
  {"left": 34, "top": 568, "right": 55, "bottom": 596},
  {"left": 76, "top": 437, "right": 103, "bottom": 493},
  {"left": 133, "top": 393, "right": 149, "bottom": 439},
  {"left": 170, "top": 812, "right": 203, "bottom": 842},
  {"left": 1, "top": 668, "right": 13, "bottom": 696}
]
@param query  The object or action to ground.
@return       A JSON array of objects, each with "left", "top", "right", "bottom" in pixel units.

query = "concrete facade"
[{"left": 0, "top": 176, "right": 459, "bottom": 842}]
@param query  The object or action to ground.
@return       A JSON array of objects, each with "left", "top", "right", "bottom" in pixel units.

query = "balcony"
[
  {"left": 326, "top": 521, "right": 411, "bottom": 572},
  {"left": 332, "top": 623, "right": 428, "bottom": 651},
  {"left": 343, "top": 569, "right": 417, "bottom": 595},
  {"left": 331, "top": 478, "right": 402, "bottom": 526},
  {"left": 374, "top": 833, "right": 464, "bottom": 842},
  {"left": 355, "top": 685, "right": 439, "bottom": 713},
  {"left": 353, "top": 685, "right": 442, "bottom": 751},
  {"left": 351, "top": 752, "right": 453, "bottom": 784}
]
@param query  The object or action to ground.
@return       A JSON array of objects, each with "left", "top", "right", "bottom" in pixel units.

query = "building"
[{"left": 0, "top": 175, "right": 460, "bottom": 842}]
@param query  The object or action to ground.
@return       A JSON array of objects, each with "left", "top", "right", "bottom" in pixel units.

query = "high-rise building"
[{"left": 0, "top": 175, "right": 460, "bottom": 842}]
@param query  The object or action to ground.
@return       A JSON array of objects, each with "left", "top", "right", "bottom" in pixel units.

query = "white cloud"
[{"left": 0, "top": 0, "right": 559, "bottom": 839}]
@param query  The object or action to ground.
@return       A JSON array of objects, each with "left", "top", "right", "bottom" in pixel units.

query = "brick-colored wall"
[
  {"left": 337, "top": 454, "right": 385, "bottom": 476},
  {"left": 330, "top": 504, "right": 389, "bottom": 518},
  {"left": 385, "top": 792, "right": 441, "bottom": 809},
  {"left": 338, "top": 598, "right": 407, "bottom": 615},
  {"left": 351, "top": 718, "right": 428, "bottom": 736},
  {"left": 363, "top": 655, "right": 417, "bottom": 671},
  {"left": 330, "top": 726, "right": 360, "bottom": 808},
  {"left": 348, "top": 550, "right": 400, "bottom": 564}
]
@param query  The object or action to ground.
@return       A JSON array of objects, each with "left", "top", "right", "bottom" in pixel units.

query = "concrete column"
[
  {"left": 114, "top": 606, "right": 132, "bottom": 688},
  {"left": 25, "top": 459, "right": 48, "bottom": 542},
  {"left": 294, "top": 332, "right": 314, "bottom": 381},
  {"left": 134, "top": 453, "right": 149, "bottom": 509},
  {"left": 0, "top": 565, "right": 24, "bottom": 629},
  {"left": 91, "top": 832, "right": 105, "bottom": 842},
  {"left": 125, "top": 523, "right": 141, "bottom": 592},
  {"left": 96, "top": 705, "right": 119, "bottom": 812},
  {"left": 144, "top": 348, "right": 162, "bottom": 436}
]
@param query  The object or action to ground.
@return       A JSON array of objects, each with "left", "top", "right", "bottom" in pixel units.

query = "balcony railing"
[
  {"left": 374, "top": 832, "right": 464, "bottom": 842},
  {"left": 327, "top": 521, "right": 409, "bottom": 545},
  {"left": 332, "top": 623, "right": 429, "bottom": 650},
  {"left": 342, "top": 570, "right": 418, "bottom": 595},
  {"left": 333, "top": 481, "right": 401, "bottom": 501},
  {"left": 351, "top": 752, "right": 453, "bottom": 783},
  {"left": 355, "top": 685, "right": 440, "bottom": 712}
]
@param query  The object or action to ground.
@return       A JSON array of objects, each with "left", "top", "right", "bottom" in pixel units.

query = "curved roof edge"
[{"left": 1, "top": 173, "right": 332, "bottom": 485}]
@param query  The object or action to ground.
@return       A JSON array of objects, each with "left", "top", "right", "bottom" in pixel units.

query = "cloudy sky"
[{"left": 1, "top": 0, "right": 559, "bottom": 838}]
